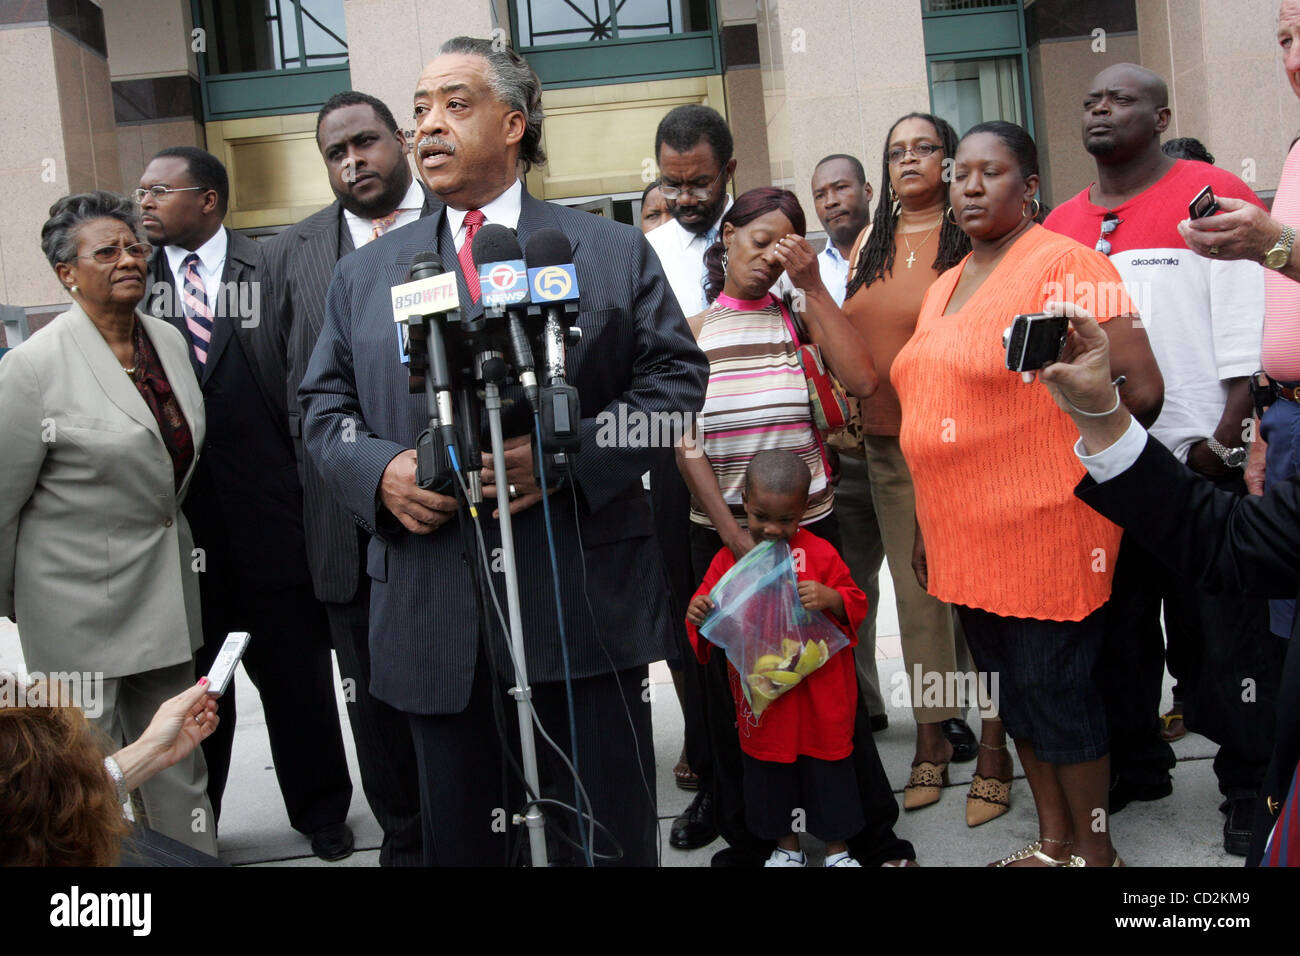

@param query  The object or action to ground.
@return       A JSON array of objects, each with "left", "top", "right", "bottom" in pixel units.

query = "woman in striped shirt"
[{"left": 675, "top": 188, "right": 905, "bottom": 863}]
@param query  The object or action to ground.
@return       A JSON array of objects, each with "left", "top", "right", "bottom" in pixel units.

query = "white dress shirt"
[
  {"left": 645, "top": 196, "right": 733, "bottom": 317},
  {"left": 447, "top": 179, "right": 523, "bottom": 253},
  {"left": 342, "top": 177, "right": 427, "bottom": 250},
  {"left": 1074, "top": 414, "right": 1148, "bottom": 482},
  {"left": 165, "top": 227, "right": 227, "bottom": 309},
  {"left": 817, "top": 241, "right": 850, "bottom": 306}
]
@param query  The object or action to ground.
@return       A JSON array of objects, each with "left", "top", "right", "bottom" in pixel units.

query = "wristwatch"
[
  {"left": 1263, "top": 225, "right": 1295, "bottom": 270},
  {"left": 1206, "top": 436, "right": 1248, "bottom": 468}
]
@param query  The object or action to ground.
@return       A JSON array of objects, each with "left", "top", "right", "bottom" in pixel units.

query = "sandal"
[
  {"left": 673, "top": 753, "right": 699, "bottom": 791},
  {"left": 903, "top": 760, "right": 949, "bottom": 810},
  {"left": 989, "top": 839, "right": 1078, "bottom": 867},
  {"left": 1159, "top": 701, "right": 1186, "bottom": 741},
  {"left": 967, "top": 740, "right": 1012, "bottom": 826}
]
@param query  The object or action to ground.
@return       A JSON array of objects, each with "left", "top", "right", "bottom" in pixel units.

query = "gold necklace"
[{"left": 899, "top": 217, "right": 942, "bottom": 268}]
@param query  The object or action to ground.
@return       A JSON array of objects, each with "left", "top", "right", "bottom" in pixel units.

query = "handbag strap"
[{"left": 776, "top": 297, "right": 834, "bottom": 480}]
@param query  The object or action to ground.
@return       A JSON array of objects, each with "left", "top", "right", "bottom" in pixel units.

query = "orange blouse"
[{"left": 891, "top": 225, "right": 1130, "bottom": 622}]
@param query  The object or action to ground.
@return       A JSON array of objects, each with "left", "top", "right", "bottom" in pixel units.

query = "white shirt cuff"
[{"left": 1074, "top": 414, "right": 1147, "bottom": 483}]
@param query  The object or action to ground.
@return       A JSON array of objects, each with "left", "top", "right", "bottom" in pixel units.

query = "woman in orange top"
[
  {"left": 892, "top": 121, "right": 1163, "bottom": 866},
  {"left": 843, "top": 112, "right": 1018, "bottom": 825}
]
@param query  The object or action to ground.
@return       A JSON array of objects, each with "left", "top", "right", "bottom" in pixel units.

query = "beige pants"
[
  {"left": 93, "top": 660, "right": 218, "bottom": 857},
  {"left": 863, "top": 434, "right": 971, "bottom": 725}
]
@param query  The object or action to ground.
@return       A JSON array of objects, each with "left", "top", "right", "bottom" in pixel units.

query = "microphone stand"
[{"left": 407, "top": 304, "right": 549, "bottom": 867}]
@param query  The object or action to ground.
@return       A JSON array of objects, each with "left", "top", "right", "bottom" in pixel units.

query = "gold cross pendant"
[{"left": 905, "top": 250, "right": 916, "bottom": 268}]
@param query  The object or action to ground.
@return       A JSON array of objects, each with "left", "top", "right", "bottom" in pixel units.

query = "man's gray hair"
[
  {"left": 40, "top": 191, "right": 145, "bottom": 272},
  {"left": 438, "top": 35, "right": 547, "bottom": 172}
]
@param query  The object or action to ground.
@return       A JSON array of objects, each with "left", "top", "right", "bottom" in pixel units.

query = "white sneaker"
[
  {"left": 764, "top": 848, "right": 806, "bottom": 867},
  {"left": 824, "top": 851, "right": 861, "bottom": 867}
]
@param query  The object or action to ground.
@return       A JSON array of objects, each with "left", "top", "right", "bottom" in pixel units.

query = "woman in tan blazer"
[{"left": 0, "top": 191, "right": 216, "bottom": 856}]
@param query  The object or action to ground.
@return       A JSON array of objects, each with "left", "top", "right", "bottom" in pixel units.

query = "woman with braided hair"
[{"left": 841, "top": 113, "right": 1014, "bottom": 824}]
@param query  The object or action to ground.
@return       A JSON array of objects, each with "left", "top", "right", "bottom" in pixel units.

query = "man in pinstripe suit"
[
  {"left": 299, "top": 38, "right": 708, "bottom": 865},
  {"left": 266, "top": 91, "right": 435, "bottom": 865}
]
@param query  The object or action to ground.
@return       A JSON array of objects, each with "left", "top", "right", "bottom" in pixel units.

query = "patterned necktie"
[
  {"left": 369, "top": 211, "right": 399, "bottom": 242},
  {"left": 180, "top": 253, "right": 213, "bottom": 367},
  {"left": 458, "top": 209, "right": 485, "bottom": 303}
]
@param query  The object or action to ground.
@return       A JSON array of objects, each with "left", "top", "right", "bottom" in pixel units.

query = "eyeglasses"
[
  {"left": 887, "top": 143, "right": 943, "bottom": 164},
  {"left": 132, "top": 185, "right": 205, "bottom": 203},
  {"left": 659, "top": 167, "right": 727, "bottom": 202},
  {"left": 1095, "top": 213, "right": 1122, "bottom": 255},
  {"left": 75, "top": 242, "right": 153, "bottom": 264}
]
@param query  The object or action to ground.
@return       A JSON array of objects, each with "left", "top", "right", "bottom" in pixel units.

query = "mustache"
[{"left": 417, "top": 136, "right": 455, "bottom": 155}]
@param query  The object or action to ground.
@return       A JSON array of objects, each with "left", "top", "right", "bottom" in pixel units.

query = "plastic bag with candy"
[{"left": 698, "top": 539, "right": 850, "bottom": 718}]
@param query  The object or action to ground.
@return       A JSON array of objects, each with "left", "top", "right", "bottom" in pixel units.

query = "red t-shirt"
[{"left": 685, "top": 528, "right": 866, "bottom": 763}]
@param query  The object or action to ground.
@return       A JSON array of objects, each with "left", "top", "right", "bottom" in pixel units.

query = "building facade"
[{"left": 3, "top": 0, "right": 1299, "bottom": 338}]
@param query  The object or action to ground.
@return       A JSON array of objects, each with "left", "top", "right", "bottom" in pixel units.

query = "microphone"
[
  {"left": 524, "top": 229, "right": 582, "bottom": 387},
  {"left": 391, "top": 252, "right": 461, "bottom": 491},
  {"left": 472, "top": 224, "right": 540, "bottom": 412},
  {"left": 523, "top": 229, "right": 583, "bottom": 477}
]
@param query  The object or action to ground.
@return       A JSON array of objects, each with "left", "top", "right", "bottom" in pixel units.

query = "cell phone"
[
  {"left": 1002, "top": 312, "right": 1069, "bottom": 372},
  {"left": 204, "top": 631, "right": 251, "bottom": 696},
  {"left": 1189, "top": 185, "right": 1220, "bottom": 220}
]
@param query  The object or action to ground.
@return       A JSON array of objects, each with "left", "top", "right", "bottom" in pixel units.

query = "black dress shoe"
[
  {"left": 1220, "top": 796, "right": 1255, "bottom": 857},
  {"left": 670, "top": 789, "right": 717, "bottom": 850},
  {"left": 940, "top": 718, "right": 978, "bottom": 762},
  {"left": 1108, "top": 773, "right": 1173, "bottom": 815},
  {"left": 709, "top": 845, "right": 768, "bottom": 867},
  {"left": 310, "top": 822, "right": 355, "bottom": 862},
  {"left": 869, "top": 713, "right": 889, "bottom": 733}
]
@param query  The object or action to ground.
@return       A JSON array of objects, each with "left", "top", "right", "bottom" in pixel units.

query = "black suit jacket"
[
  {"left": 299, "top": 187, "right": 709, "bottom": 714},
  {"left": 1076, "top": 434, "right": 1300, "bottom": 859},
  {"left": 146, "top": 228, "right": 309, "bottom": 591},
  {"left": 266, "top": 189, "right": 440, "bottom": 603}
]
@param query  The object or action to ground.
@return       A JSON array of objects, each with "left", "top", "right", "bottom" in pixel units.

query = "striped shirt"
[
  {"left": 1263, "top": 140, "right": 1300, "bottom": 383},
  {"left": 690, "top": 292, "right": 832, "bottom": 528}
]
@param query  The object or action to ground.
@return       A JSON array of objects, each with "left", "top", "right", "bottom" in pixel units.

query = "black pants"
[
  {"left": 689, "top": 516, "right": 914, "bottom": 864},
  {"left": 407, "top": 650, "right": 658, "bottom": 866},
  {"left": 648, "top": 454, "right": 709, "bottom": 778},
  {"left": 194, "top": 574, "right": 352, "bottom": 836},
  {"left": 325, "top": 574, "right": 422, "bottom": 866},
  {"left": 1099, "top": 533, "right": 1176, "bottom": 787},
  {"left": 1160, "top": 473, "right": 1285, "bottom": 795}
]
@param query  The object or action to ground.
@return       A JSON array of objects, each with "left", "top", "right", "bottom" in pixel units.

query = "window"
[
  {"left": 516, "top": 0, "right": 711, "bottom": 46},
  {"left": 930, "top": 56, "right": 1025, "bottom": 132},
  {"left": 193, "top": 0, "right": 351, "bottom": 120},
  {"left": 510, "top": 0, "right": 720, "bottom": 89},
  {"left": 199, "top": 0, "right": 347, "bottom": 74},
  {"left": 921, "top": 0, "right": 1032, "bottom": 136}
]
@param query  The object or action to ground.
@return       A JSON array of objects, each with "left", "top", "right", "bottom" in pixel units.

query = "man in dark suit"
[
  {"left": 299, "top": 37, "right": 709, "bottom": 865},
  {"left": 1039, "top": 302, "right": 1296, "bottom": 866},
  {"left": 138, "top": 146, "right": 355, "bottom": 861},
  {"left": 264, "top": 91, "right": 432, "bottom": 866}
]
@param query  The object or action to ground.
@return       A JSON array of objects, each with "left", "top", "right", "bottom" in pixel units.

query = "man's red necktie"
[{"left": 458, "top": 209, "right": 485, "bottom": 303}]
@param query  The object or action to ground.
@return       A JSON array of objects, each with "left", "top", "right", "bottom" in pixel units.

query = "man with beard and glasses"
[{"left": 264, "top": 90, "right": 437, "bottom": 865}]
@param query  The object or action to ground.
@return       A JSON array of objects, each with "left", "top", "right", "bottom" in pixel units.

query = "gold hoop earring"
[
  {"left": 1022, "top": 197, "right": 1042, "bottom": 220},
  {"left": 721, "top": 248, "right": 729, "bottom": 272},
  {"left": 945, "top": 206, "right": 957, "bottom": 225}
]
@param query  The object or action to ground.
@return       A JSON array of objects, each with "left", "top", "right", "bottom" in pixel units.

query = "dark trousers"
[
  {"left": 1159, "top": 472, "right": 1285, "bottom": 795},
  {"left": 407, "top": 652, "right": 658, "bottom": 866},
  {"left": 1100, "top": 533, "right": 1176, "bottom": 787},
  {"left": 325, "top": 575, "right": 422, "bottom": 866},
  {"left": 689, "top": 516, "right": 914, "bottom": 864},
  {"left": 648, "top": 454, "right": 709, "bottom": 778},
  {"left": 195, "top": 574, "right": 353, "bottom": 835}
]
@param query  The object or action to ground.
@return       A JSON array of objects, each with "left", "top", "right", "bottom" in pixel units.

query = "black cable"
[
  {"left": 532, "top": 416, "right": 591, "bottom": 865},
  {"left": 568, "top": 482, "right": 664, "bottom": 867}
]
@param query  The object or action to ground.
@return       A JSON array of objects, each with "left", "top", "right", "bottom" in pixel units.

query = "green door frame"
[{"left": 922, "top": 1, "right": 1034, "bottom": 139}]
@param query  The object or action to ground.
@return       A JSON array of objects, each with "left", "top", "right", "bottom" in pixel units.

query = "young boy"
[{"left": 685, "top": 450, "right": 867, "bottom": 867}]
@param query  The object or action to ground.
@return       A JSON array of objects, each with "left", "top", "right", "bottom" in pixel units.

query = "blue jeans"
[{"left": 1262, "top": 398, "right": 1300, "bottom": 638}]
